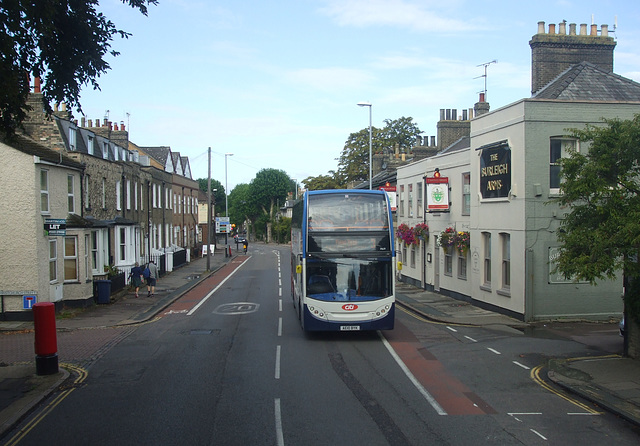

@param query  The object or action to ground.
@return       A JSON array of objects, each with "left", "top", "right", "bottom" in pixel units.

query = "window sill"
[
  {"left": 497, "top": 288, "right": 511, "bottom": 297},
  {"left": 480, "top": 284, "right": 491, "bottom": 292}
]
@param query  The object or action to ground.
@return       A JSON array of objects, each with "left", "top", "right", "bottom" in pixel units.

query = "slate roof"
[
  {"left": 143, "top": 146, "right": 171, "bottom": 165},
  {"left": 1, "top": 132, "right": 84, "bottom": 170},
  {"left": 533, "top": 62, "right": 640, "bottom": 101}
]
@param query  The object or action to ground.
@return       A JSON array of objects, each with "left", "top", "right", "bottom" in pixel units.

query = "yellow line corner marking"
[
  {"left": 531, "top": 364, "right": 602, "bottom": 415},
  {"left": 4, "top": 363, "right": 89, "bottom": 446}
]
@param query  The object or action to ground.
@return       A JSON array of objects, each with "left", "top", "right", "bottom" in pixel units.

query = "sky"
[{"left": 75, "top": 0, "right": 640, "bottom": 193}]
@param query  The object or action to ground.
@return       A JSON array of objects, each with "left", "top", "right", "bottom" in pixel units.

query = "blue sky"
[{"left": 76, "top": 0, "right": 640, "bottom": 192}]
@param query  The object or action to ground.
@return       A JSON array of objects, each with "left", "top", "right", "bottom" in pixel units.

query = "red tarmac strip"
[
  {"left": 384, "top": 321, "right": 495, "bottom": 415},
  {"left": 161, "top": 257, "right": 250, "bottom": 315}
]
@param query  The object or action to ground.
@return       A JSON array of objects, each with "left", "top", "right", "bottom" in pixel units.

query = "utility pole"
[{"left": 207, "top": 147, "right": 212, "bottom": 271}]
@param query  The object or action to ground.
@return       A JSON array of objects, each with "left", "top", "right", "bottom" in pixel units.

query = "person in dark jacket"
[{"left": 129, "top": 262, "right": 144, "bottom": 298}]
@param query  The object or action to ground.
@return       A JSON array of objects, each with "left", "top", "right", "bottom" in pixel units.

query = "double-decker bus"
[{"left": 291, "top": 189, "right": 395, "bottom": 331}]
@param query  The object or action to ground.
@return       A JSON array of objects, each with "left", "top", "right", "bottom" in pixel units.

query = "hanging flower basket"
[
  {"left": 455, "top": 231, "right": 470, "bottom": 255},
  {"left": 438, "top": 227, "right": 456, "bottom": 252},
  {"left": 396, "top": 223, "right": 418, "bottom": 245},
  {"left": 413, "top": 223, "right": 429, "bottom": 241}
]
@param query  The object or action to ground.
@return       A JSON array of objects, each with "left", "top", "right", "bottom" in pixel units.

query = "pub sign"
[{"left": 480, "top": 144, "right": 511, "bottom": 199}]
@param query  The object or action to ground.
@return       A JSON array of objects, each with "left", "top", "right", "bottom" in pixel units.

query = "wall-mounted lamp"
[{"left": 427, "top": 253, "right": 432, "bottom": 263}]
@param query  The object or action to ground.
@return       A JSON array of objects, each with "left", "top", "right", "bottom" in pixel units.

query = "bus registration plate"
[{"left": 340, "top": 325, "right": 360, "bottom": 331}]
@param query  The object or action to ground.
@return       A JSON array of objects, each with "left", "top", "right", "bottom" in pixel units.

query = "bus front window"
[{"left": 306, "top": 258, "right": 392, "bottom": 302}]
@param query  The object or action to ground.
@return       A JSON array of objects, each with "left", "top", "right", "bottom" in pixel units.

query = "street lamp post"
[{"left": 357, "top": 102, "right": 372, "bottom": 190}]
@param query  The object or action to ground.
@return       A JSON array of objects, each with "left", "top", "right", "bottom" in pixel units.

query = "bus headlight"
[
  {"left": 308, "top": 305, "right": 327, "bottom": 319},
  {"left": 374, "top": 304, "right": 390, "bottom": 318}
]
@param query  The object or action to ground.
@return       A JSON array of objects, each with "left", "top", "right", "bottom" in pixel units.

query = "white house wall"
[{"left": 470, "top": 99, "right": 638, "bottom": 321}]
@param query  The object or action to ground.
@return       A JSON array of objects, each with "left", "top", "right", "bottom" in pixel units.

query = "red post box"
[{"left": 33, "top": 302, "right": 58, "bottom": 375}]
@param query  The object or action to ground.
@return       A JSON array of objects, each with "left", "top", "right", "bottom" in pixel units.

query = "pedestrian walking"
[
  {"left": 129, "top": 262, "right": 144, "bottom": 298},
  {"left": 146, "top": 259, "right": 159, "bottom": 297}
]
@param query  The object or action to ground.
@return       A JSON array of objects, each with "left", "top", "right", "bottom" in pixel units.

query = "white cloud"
[
  {"left": 285, "top": 67, "right": 376, "bottom": 91},
  {"left": 318, "top": 0, "right": 481, "bottom": 32}
]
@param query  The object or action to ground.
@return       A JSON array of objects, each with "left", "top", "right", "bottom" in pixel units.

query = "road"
[{"left": 5, "top": 245, "right": 639, "bottom": 445}]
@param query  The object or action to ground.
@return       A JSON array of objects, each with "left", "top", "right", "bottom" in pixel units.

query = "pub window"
[
  {"left": 458, "top": 251, "right": 467, "bottom": 280},
  {"left": 399, "top": 185, "right": 405, "bottom": 217},
  {"left": 483, "top": 232, "right": 491, "bottom": 287},
  {"left": 501, "top": 232, "right": 511, "bottom": 290},
  {"left": 416, "top": 182, "right": 423, "bottom": 215},
  {"left": 444, "top": 251, "right": 453, "bottom": 276},
  {"left": 550, "top": 138, "right": 577, "bottom": 194},
  {"left": 462, "top": 172, "right": 470, "bottom": 215},
  {"left": 408, "top": 183, "right": 413, "bottom": 218}
]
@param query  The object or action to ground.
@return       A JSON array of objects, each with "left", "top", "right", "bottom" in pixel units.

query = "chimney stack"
[{"left": 530, "top": 20, "right": 616, "bottom": 95}]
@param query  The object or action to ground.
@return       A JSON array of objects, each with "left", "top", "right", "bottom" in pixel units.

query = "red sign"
[
  {"left": 379, "top": 185, "right": 396, "bottom": 192},
  {"left": 342, "top": 304, "right": 358, "bottom": 311}
]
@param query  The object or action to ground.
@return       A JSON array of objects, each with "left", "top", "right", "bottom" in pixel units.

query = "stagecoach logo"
[{"left": 342, "top": 304, "right": 358, "bottom": 311}]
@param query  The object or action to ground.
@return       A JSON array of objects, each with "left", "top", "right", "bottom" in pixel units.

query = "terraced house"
[{"left": 0, "top": 83, "right": 200, "bottom": 320}]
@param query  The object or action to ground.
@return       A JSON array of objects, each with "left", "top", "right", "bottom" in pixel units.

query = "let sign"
[{"left": 44, "top": 218, "right": 66, "bottom": 236}]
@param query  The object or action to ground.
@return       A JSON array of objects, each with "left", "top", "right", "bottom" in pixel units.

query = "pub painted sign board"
[
  {"left": 426, "top": 176, "right": 449, "bottom": 212},
  {"left": 480, "top": 144, "right": 511, "bottom": 199}
]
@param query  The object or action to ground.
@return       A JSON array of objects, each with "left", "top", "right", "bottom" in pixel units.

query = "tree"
[
  {"left": 196, "top": 177, "right": 225, "bottom": 214},
  {"left": 228, "top": 183, "right": 255, "bottom": 232},
  {"left": 553, "top": 115, "right": 640, "bottom": 338},
  {"left": 303, "top": 172, "right": 343, "bottom": 191},
  {"left": 0, "top": 0, "right": 157, "bottom": 136},
  {"left": 337, "top": 116, "right": 422, "bottom": 186},
  {"left": 250, "top": 168, "right": 291, "bottom": 218},
  {"left": 380, "top": 116, "right": 422, "bottom": 153}
]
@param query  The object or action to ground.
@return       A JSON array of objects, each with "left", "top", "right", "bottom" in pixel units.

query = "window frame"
[
  {"left": 67, "top": 174, "right": 75, "bottom": 214},
  {"left": 550, "top": 137, "right": 578, "bottom": 195},
  {"left": 40, "top": 169, "right": 50, "bottom": 214},
  {"left": 64, "top": 236, "right": 78, "bottom": 282},
  {"left": 49, "top": 239, "right": 57, "bottom": 283},
  {"left": 482, "top": 232, "right": 491, "bottom": 288}
]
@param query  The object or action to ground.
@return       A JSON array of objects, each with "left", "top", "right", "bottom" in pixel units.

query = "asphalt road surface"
[{"left": 7, "top": 245, "right": 640, "bottom": 445}]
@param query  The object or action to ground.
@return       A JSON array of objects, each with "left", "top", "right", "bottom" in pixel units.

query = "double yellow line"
[{"left": 4, "top": 363, "right": 88, "bottom": 446}]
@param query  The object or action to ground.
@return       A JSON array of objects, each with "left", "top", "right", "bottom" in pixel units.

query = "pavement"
[{"left": 1, "top": 245, "right": 639, "bottom": 439}]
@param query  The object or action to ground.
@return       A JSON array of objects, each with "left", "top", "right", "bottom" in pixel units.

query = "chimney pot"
[
  {"left": 430, "top": 136, "right": 436, "bottom": 146},
  {"left": 446, "top": 109, "right": 451, "bottom": 120},
  {"left": 569, "top": 23, "right": 577, "bottom": 35},
  {"left": 462, "top": 109, "right": 468, "bottom": 120},
  {"left": 537, "top": 21, "right": 545, "bottom": 34},
  {"left": 580, "top": 23, "right": 587, "bottom": 35},
  {"left": 96, "top": 119, "right": 100, "bottom": 127},
  {"left": 33, "top": 77, "right": 41, "bottom": 93},
  {"left": 439, "top": 109, "right": 445, "bottom": 120},
  {"left": 559, "top": 22, "right": 566, "bottom": 35},
  {"left": 548, "top": 23, "right": 556, "bottom": 34},
  {"left": 479, "top": 92, "right": 486, "bottom": 102},
  {"left": 601, "top": 24, "right": 608, "bottom": 36},
  {"left": 452, "top": 109, "right": 457, "bottom": 120},
  {"left": 88, "top": 119, "right": 93, "bottom": 127},
  {"left": 591, "top": 24, "right": 598, "bottom": 36},
  {"left": 81, "top": 117, "right": 86, "bottom": 127}
]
